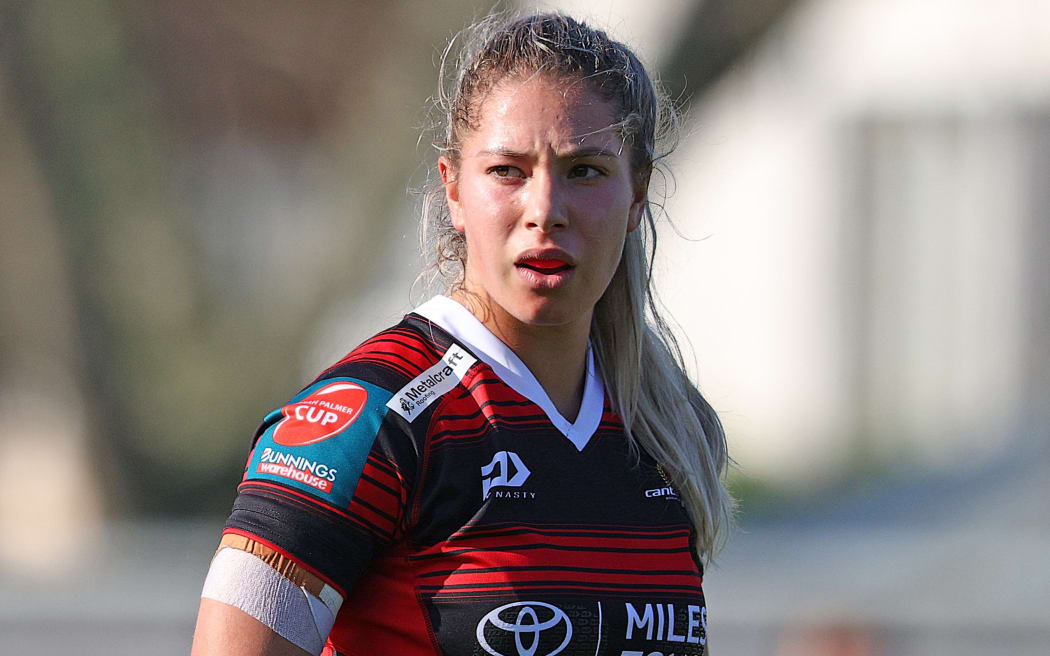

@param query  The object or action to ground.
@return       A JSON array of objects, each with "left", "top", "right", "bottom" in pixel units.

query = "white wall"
[{"left": 659, "top": 0, "right": 1050, "bottom": 483}]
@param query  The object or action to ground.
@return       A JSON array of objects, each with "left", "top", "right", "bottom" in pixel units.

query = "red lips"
[{"left": 517, "top": 258, "right": 572, "bottom": 274}]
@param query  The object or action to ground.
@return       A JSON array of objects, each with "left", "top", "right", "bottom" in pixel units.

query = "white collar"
[{"left": 413, "top": 295, "right": 604, "bottom": 452}]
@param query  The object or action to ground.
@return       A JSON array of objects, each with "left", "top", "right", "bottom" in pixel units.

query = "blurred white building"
[
  {"left": 649, "top": 1, "right": 1050, "bottom": 654},
  {"left": 658, "top": 0, "right": 1050, "bottom": 486}
]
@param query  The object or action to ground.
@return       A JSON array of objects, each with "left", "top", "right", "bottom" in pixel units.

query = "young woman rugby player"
[{"left": 193, "top": 12, "right": 730, "bottom": 656}]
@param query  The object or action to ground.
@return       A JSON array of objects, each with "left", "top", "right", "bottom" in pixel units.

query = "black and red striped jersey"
[{"left": 224, "top": 295, "right": 707, "bottom": 655}]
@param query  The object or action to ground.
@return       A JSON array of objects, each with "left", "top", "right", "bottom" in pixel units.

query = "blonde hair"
[{"left": 420, "top": 12, "right": 731, "bottom": 561}]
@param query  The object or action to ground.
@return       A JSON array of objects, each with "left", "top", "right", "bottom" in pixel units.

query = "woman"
[{"left": 192, "top": 12, "right": 730, "bottom": 656}]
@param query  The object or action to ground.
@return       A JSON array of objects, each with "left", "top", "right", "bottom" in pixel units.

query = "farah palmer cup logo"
[
  {"left": 273, "top": 382, "right": 368, "bottom": 447},
  {"left": 476, "top": 601, "right": 572, "bottom": 656}
]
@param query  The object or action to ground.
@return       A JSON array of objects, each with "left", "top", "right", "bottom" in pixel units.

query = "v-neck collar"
[{"left": 413, "top": 295, "right": 604, "bottom": 452}]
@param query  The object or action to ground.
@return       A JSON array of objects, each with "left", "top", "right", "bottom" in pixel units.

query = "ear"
[
  {"left": 626, "top": 176, "right": 648, "bottom": 233},
  {"left": 438, "top": 155, "right": 464, "bottom": 231}
]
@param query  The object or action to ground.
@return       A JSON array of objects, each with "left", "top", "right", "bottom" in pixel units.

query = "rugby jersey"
[{"left": 223, "top": 295, "right": 707, "bottom": 655}]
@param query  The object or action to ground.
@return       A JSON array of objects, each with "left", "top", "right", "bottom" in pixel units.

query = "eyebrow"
[{"left": 476, "top": 146, "right": 621, "bottom": 160}]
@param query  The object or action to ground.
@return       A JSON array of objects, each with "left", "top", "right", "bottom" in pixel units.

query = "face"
[{"left": 439, "top": 75, "right": 645, "bottom": 336}]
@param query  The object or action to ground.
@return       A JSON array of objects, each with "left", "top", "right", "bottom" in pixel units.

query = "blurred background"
[{"left": 1, "top": 0, "right": 1047, "bottom": 654}]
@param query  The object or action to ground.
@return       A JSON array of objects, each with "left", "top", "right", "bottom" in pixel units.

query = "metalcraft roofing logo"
[{"left": 387, "top": 344, "right": 476, "bottom": 422}]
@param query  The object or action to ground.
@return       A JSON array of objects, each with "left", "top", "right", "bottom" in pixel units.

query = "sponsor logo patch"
[
  {"left": 476, "top": 601, "right": 572, "bottom": 656},
  {"left": 481, "top": 451, "right": 531, "bottom": 500},
  {"left": 272, "top": 382, "right": 369, "bottom": 447},
  {"left": 624, "top": 602, "right": 707, "bottom": 647},
  {"left": 247, "top": 377, "right": 392, "bottom": 506},
  {"left": 644, "top": 486, "right": 679, "bottom": 499},
  {"left": 255, "top": 447, "right": 337, "bottom": 493},
  {"left": 386, "top": 345, "right": 476, "bottom": 421}
]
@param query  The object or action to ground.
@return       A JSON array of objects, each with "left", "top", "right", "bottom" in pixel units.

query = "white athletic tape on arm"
[{"left": 201, "top": 547, "right": 342, "bottom": 655}]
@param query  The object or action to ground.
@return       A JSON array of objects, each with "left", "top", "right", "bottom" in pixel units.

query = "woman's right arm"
[
  {"left": 190, "top": 535, "right": 342, "bottom": 656},
  {"left": 196, "top": 359, "right": 417, "bottom": 655},
  {"left": 191, "top": 598, "right": 312, "bottom": 656}
]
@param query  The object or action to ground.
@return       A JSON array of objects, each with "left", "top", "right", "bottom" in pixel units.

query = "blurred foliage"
[
  {"left": 0, "top": 0, "right": 494, "bottom": 514},
  {"left": 0, "top": 0, "right": 798, "bottom": 516}
]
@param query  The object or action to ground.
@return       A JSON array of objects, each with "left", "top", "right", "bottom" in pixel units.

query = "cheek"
[
  {"left": 459, "top": 176, "right": 510, "bottom": 219},
  {"left": 579, "top": 204, "right": 632, "bottom": 282},
  {"left": 580, "top": 193, "right": 632, "bottom": 245},
  {"left": 460, "top": 186, "right": 517, "bottom": 242},
  {"left": 599, "top": 234, "right": 628, "bottom": 277},
  {"left": 460, "top": 210, "right": 511, "bottom": 273}
]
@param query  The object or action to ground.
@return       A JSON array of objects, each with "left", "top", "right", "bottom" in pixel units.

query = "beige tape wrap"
[{"left": 201, "top": 535, "right": 344, "bottom": 655}]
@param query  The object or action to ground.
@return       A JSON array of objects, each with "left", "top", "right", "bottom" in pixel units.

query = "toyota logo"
[{"left": 476, "top": 601, "right": 573, "bottom": 656}]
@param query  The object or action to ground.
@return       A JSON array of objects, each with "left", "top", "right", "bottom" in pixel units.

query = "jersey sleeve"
[{"left": 222, "top": 374, "right": 416, "bottom": 596}]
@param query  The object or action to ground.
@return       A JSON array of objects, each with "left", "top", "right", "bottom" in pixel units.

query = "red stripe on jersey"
[
  {"left": 427, "top": 368, "right": 566, "bottom": 448},
  {"left": 599, "top": 407, "right": 625, "bottom": 430},
  {"left": 404, "top": 526, "right": 701, "bottom": 599},
  {"left": 447, "top": 522, "right": 692, "bottom": 540},
  {"left": 428, "top": 415, "right": 490, "bottom": 449},
  {"left": 240, "top": 479, "right": 397, "bottom": 542},
  {"left": 221, "top": 527, "right": 348, "bottom": 598},
  {"left": 328, "top": 543, "right": 438, "bottom": 654},
  {"left": 421, "top": 567, "right": 702, "bottom": 593},
  {"left": 363, "top": 452, "right": 402, "bottom": 486},
  {"left": 345, "top": 502, "right": 395, "bottom": 540},
  {"left": 347, "top": 455, "right": 408, "bottom": 539},
  {"left": 239, "top": 480, "right": 355, "bottom": 518},
  {"left": 424, "top": 584, "right": 702, "bottom": 599},
  {"left": 355, "top": 456, "right": 406, "bottom": 501},
  {"left": 326, "top": 329, "right": 442, "bottom": 377},
  {"left": 423, "top": 586, "right": 704, "bottom": 602},
  {"left": 347, "top": 494, "right": 397, "bottom": 540},
  {"left": 411, "top": 541, "right": 696, "bottom": 567}
]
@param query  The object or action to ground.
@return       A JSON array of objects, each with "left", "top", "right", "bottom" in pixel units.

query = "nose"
[{"left": 523, "top": 170, "right": 568, "bottom": 233}]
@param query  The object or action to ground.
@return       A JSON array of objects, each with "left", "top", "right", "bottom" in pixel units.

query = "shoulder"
[
  {"left": 319, "top": 315, "right": 451, "bottom": 382},
  {"left": 317, "top": 314, "right": 480, "bottom": 424},
  {"left": 242, "top": 315, "right": 478, "bottom": 505}
]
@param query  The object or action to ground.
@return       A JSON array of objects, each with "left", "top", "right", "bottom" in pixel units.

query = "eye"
[
  {"left": 568, "top": 164, "right": 604, "bottom": 180},
  {"left": 487, "top": 165, "right": 524, "bottom": 179}
]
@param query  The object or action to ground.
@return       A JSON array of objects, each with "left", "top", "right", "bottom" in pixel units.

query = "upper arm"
[
  {"left": 195, "top": 374, "right": 417, "bottom": 654},
  {"left": 192, "top": 598, "right": 312, "bottom": 656}
]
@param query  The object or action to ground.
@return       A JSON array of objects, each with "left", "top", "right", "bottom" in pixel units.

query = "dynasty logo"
[{"left": 480, "top": 451, "right": 532, "bottom": 500}]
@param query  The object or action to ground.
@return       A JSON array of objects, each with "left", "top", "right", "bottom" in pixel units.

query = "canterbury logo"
[{"left": 481, "top": 451, "right": 531, "bottom": 499}]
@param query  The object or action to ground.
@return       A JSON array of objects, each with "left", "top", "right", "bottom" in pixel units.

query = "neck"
[{"left": 454, "top": 292, "right": 591, "bottom": 423}]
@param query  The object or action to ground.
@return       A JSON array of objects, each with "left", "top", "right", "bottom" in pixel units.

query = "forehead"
[{"left": 465, "top": 75, "right": 623, "bottom": 154}]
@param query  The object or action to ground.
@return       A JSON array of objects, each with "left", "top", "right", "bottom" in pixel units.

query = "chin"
[{"left": 508, "top": 295, "right": 590, "bottom": 329}]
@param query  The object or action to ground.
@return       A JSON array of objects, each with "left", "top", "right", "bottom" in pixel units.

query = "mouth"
[
  {"left": 516, "top": 258, "right": 573, "bottom": 275},
  {"left": 513, "top": 251, "right": 576, "bottom": 289}
]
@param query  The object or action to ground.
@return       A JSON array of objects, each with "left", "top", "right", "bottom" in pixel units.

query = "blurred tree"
[
  {"left": 0, "top": 0, "right": 484, "bottom": 515},
  {"left": 0, "top": 0, "right": 801, "bottom": 517},
  {"left": 660, "top": 0, "right": 801, "bottom": 102}
]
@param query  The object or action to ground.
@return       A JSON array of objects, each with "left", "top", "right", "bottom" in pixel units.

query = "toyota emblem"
[{"left": 476, "top": 601, "right": 573, "bottom": 656}]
